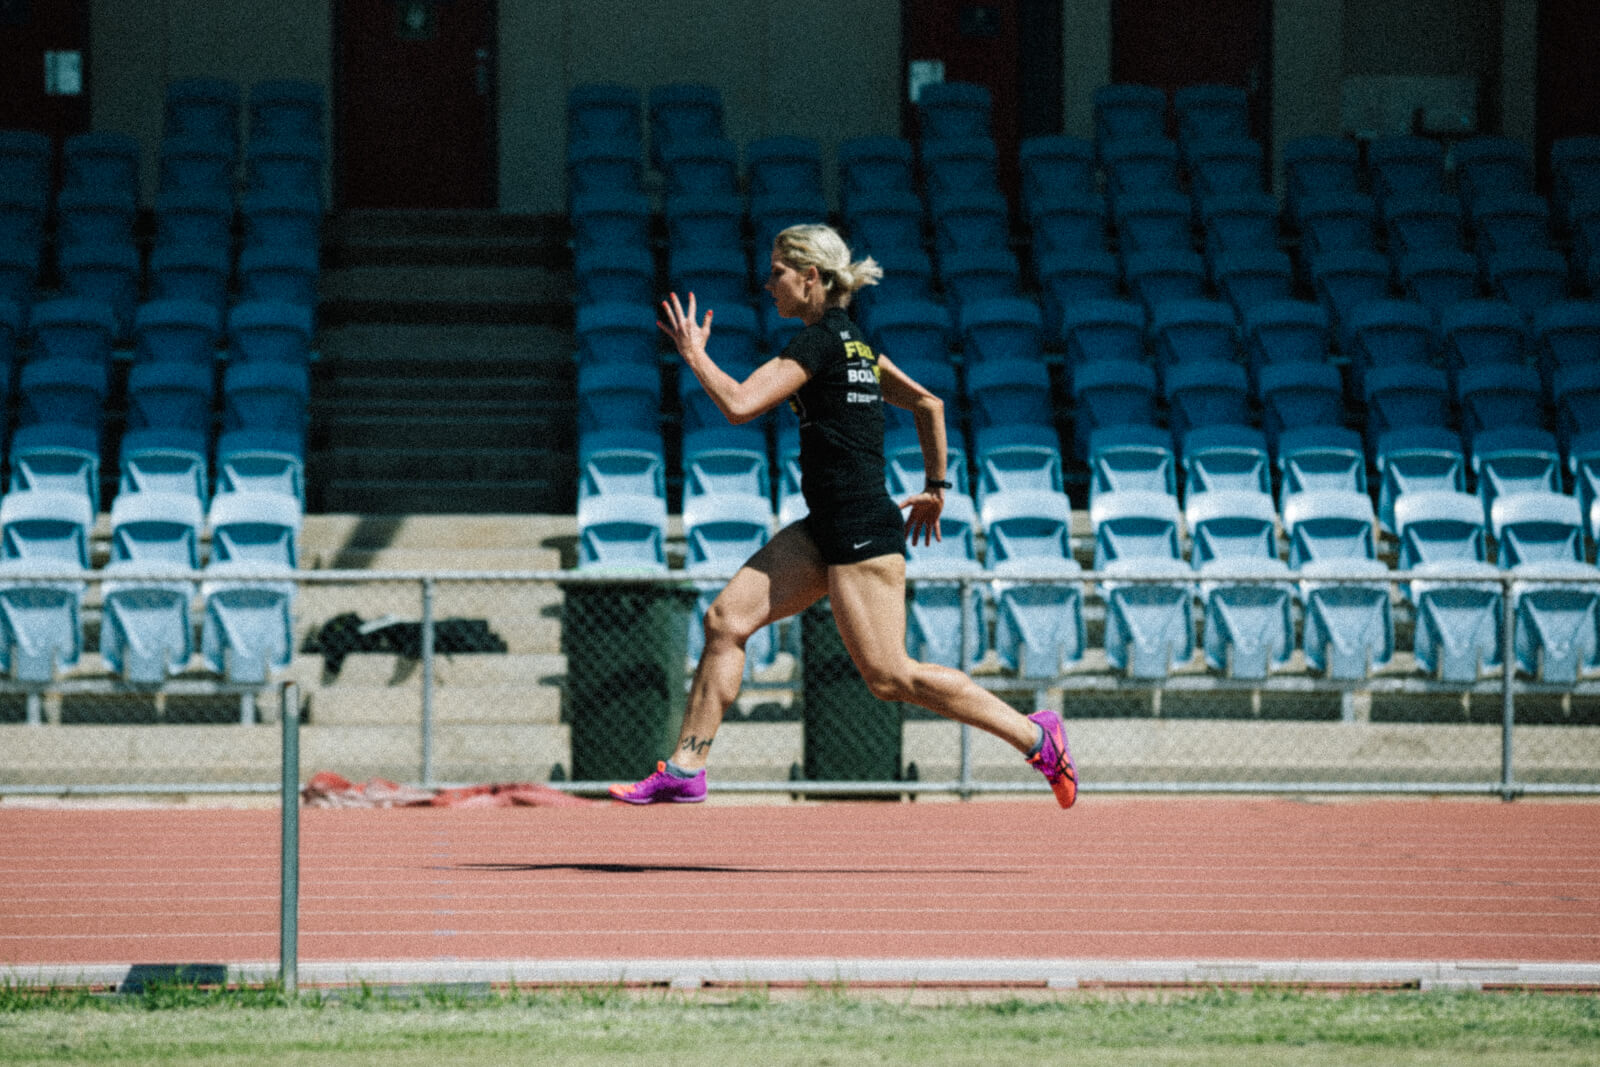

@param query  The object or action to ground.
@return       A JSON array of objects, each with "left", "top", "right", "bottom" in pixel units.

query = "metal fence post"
[
  {"left": 1500, "top": 574, "right": 1518, "bottom": 802},
  {"left": 279, "top": 681, "right": 300, "bottom": 996},
  {"left": 958, "top": 576, "right": 973, "bottom": 800},
  {"left": 420, "top": 577, "right": 436, "bottom": 789}
]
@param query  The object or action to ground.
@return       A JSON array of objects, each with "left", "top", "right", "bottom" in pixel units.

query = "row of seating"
[{"left": 0, "top": 297, "right": 314, "bottom": 368}]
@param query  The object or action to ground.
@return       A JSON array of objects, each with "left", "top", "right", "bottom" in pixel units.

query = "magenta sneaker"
[
  {"left": 609, "top": 761, "right": 707, "bottom": 805},
  {"left": 1026, "top": 710, "right": 1078, "bottom": 809}
]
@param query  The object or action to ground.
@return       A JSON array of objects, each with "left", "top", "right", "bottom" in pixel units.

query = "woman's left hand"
[{"left": 900, "top": 490, "right": 945, "bottom": 547}]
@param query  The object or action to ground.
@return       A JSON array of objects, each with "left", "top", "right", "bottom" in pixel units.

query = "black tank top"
[{"left": 780, "top": 306, "right": 888, "bottom": 512}]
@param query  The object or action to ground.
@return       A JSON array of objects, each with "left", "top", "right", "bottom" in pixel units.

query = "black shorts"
[{"left": 803, "top": 495, "right": 908, "bottom": 565}]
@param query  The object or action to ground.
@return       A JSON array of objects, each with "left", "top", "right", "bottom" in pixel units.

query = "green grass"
[{"left": 1, "top": 981, "right": 1598, "bottom": 1066}]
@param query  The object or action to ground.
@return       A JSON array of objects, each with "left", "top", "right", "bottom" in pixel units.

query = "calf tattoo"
[{"left": 679, "top": 735, "right": 713, "bottom": 757}]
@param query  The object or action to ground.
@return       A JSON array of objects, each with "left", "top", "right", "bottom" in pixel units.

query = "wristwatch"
[{"left": 925, "top": 478, "right": 953, "bottom": 491}]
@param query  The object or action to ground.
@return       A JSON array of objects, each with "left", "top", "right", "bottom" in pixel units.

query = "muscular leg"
[
  {"left": 827, "top": 553, "right": 1038, "bottom": 753},
  {"left": 670, "top": 522, "right": 830, "bottom": 772}
]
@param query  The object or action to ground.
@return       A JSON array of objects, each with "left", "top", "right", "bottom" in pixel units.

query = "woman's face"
[{"left": 765, "top": 252, "right": 814, "bottom": 319}]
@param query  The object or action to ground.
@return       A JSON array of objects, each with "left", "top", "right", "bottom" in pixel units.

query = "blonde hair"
[{"left": 773, "top": 223, "right": 882, "bottom": 304}]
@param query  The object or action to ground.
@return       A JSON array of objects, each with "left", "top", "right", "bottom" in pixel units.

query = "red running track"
[{"left": 3, "top": 798, "right": 1600, "bottom": 970}]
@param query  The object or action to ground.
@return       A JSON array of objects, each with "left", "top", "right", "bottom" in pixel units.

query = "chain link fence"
[{"left": 2, "top": 567, "right": 1599, "bottom": 797}]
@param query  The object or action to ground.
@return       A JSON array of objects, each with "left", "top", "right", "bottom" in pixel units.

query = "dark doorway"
[
  {"left": 335, "top": 0, "right": 498, "bottom": 210},
  {"left": 1536, "top": 0, "right": 1600, "bottom": 193},
  {"left": 1111, "top": 0, "right": 1273, "bottom": 146},
  {"left": 0, "top": 0, "right": 91, "bottom": 137}
]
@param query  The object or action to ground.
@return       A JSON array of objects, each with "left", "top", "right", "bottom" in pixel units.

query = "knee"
[
  {"left": 858, "top": 659, "right": 917, "bottom": 704},
  {"left": 703, "top": 599, "right": 754, "bottom": 649}
]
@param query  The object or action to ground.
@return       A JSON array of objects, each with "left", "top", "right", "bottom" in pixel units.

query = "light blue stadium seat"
[
  {"left": 1100, "top": 556, "right": 1196, "bottom": 679},
  {"left": 567, "top": 83, "right": 641, "bottom": 145},
  {"left": 973, "top": 424, "right": 1063, "bottom": 507},
  {"left": 1490, "top": 490, "right": 1584, "bottom": 568},
  {"left": 1087, "top": 424, "right": 1175, "bottom": 506},
  {"left": 682, "top": 425, "right": 771, "bottom": 502},
  {"left": 576, "top": 492, "right": 668, "bottom": 573},
  {"left": 1297, "top": 557, "right": 1394, "bottom": 681},
  {"left": 133, "top": 299, "right": 222, "bottom": 366},
  {"left": 215, "top": 428, "right": 304, "bottom": 504},
  {"left": 683, "top": 492, "right": 776, "bottom": 675},
  {"left": 120, "top": 426, "right": 210, "bottom": 502},
  {"left": 578, "top": 428, "right": 665, "bottom": 501},
  {"left": 1376, "top": 426, "right": 1467, "bottom": 533},
  {"left": 1393, "top": 490, "right": 1488, "bottom": 570},
  {"left": 1510, "top": 560, "right": 1600, "bottom": 683},
  {"left": 0, "top": 559, "right": 85, "bottom": 684},
  {"left": 918, "top": 81, "right": 991, "bottom": 142},
  {"left": 0, "top": 490, "right": 93, "bottom": 569},
  {"left": 905, "top": 492, "right": 984, "bottom": 671},
  {"left": 1282, "top": 488, "right": 1377, "bottom": 567},
  {"left": 1407, "top": 560, "right": 1505, "bottom": 683},
  {"left": 1198, "top": 557, "right": 1295, "bottom": 680},
  {"left": 9, "top": 423, "right": 100, "bottom": 512},
  {"left": 1472, "top": 427, "right": 1562, "bottom": 525},
  {"left": 1181, "top": 424, "right": 1271, "bottom": 497},
  {"left": 1070, "top": 359, "right": 1157, "bottom": 459},
  {"left": 981, "top": 489, "right": 1083, "bottom": 677},
  {"left": 1090, "top": 488, "right": 1182, "bottom": 568},
  {"left": 885, "top": 420, "right": 968, "bottom": 498},
  {"left": 880, "top": 354, "right": 959, "bottom": 440},
  {"left": 208, "top": 491, "right": 301, "bottom": 569},
  {"left": 110, "top": 491, "right": 203, "bottom": 570},
  {"left": 1184, "top": 489, "right": 1279, "bottom": 566},
  {"left": 99, "top": 559, "right": 196, "bottom": 684},
  {"left": 1569, "top": 430, "right": 1600, "bottom": 536},
  {"left": 1258, "top": 363, "right": 1347, "bottom": 448}
]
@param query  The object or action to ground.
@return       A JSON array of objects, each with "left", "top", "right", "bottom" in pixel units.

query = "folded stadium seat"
[
  {"left": 0, "top": 488, "right": 94, "bottom": 568},
  {"left": 966, "top": 357, "right": 1053, "bottom": 432},
  {"left": 200, "top": 558, "right": 296, "bottom": 685},
  {"left": 148, "top": 243, "right": 232, "bottom": 310},
  {"left": 119, "top": 426, "right": 210, "bottom": 501},
  {"left": 55, "top": 185, "right": 137, "bottom": 247},
  {"left": 1036, "top": 249, "right": 1121, "bottom": 332},
  {"left": 1533, "top": 301, "right": 1600, "bottom": 395},
  {"left": 1257, "top": 361, "right": 1347, "bottom": 446},
  {"left": 1296, "top": 191, "right": 1380, "bottom": 262},
  {"left": 8, "top": 422, "right": 100, "bottom": 511},
  {"left": 1092, "top": 84, "right": 1167, "bottom": 157},
  {"left": 1275, "top": 424, "right": 1367, "bottom": 504},
  {"left": 0, "top": 240, "right": 40, "bottom": 306},
  {"left": 1018, "top": 135, "right": 1096, "bottom": 215},
  {"left": 244, "top": 134, "right": 323, "bottom": 199},
  {"left": 843, "top": 187, "right": 925, "bottom": 257},
  {"left": 1553, "top": 362, "right": 1600, "bottom": 453},
  {"left": 573, "top": 245, "right": 655, "bottom": 307},
  {"left": 1173, "top": 84, "right": 1251, "bottom": 153},
  {"left": 0, "top": 183, "right": 47, "bottom": 251},
  {"left": 863, "top": 298, "right": 953, "bottom": 366},
  {"left": 958, "top": 297, "right": 1044, "bottom": 367},
  {"left": 938, "top": 247, "right": 1022, "bottom": 311},
  {"left": 1491, "top": 490, "right": 1584, "bottom": 568},
  {"left": 221, "top": 361, "right": 310, "bottom": 436},
  {"left": 836, "top": 135, "right": 916, "bottom": 212},
  {"left": 1439, "top": 300, "right": 1528, "bottom": 377},
  {"left": 1396, "top": 248, "right": 1481, "bottom": 317},
  {"left": 28, "top": 297, "right": 118, "bottom": 366},
  {"left": 1485, "top": 247, "right": 1571, "bottom": 318},
  {"left": 1375, "top": 425, "right": 1467, "bottom": 533},
  {"left": 1281, "top": 487, "right": 1378, "bottom": 567},
  {"left": 667, "top": 245, "right": 749, "bottom": 305},
  {"left": 237, "top": 244, "right": 319, "bottom": 307},
  {"left": 575, "top": 302, "right": 658, "bottom": 369},
  {"left": 761, "top": 302, "right": 801, "bottom": 354},
  {"left": 240, "top": 188, "right": 321, "bottom": 251},
  {"left": 1197, "top": 556, "right": 1295, "bottom": 680},
  {"left": 931, "top": 189, "right": 1010, "bottom": 255},
  {"left": 0, "top": 130, "right": 53, "bottom": 201},
  {"left": 1452, "top": 136, "right": 1535, "bottom": 208},
  {"left": 1123, "top": 248, "right": 1208, "bottom": 312},
  {"left": 658, "top": 136, "right": 739, "bottom": 197},
  {"left": 1088, "top": 424, "right": 1176, "bottom": 506},
  {"left": 125, "top": 361, "right": 214, "bottom": 431},
  {"left": 1180, "top": 423, "right": 1271, "bottom": 497},
  {"left": 567, "top": 83, "right": 642, "bottom": 145},
  {"left": 681, "top": 424, "right": 771, "bottom": 502},
  {"left": 1243, "top": 300, "right": 1333, "bottom": 383},
  {"left": 1468, "top": 192, "right": 1553, "bottom": 260},
  {"left": 1090, "top": 488, "right": 1183, "bottom": 567},
  {"left": 1058, "top": 298, "right": 1146, "bottom": 366},
  {"left": 973, "top": 424, "right": 1063, "bottom": 507},
  {"left": 1296, "top": 556, "right": 1395, "bottom": 680},
  {"left": 164, "top": 77, "right": 241, "bottom": 154},
  {"left": 1149, "top": 298, "right": 1240, "bottom": 371},
  {"left": 208, "top": 490, "right": 301, "bottom": 568},
  {"left": 577, "top": 428, "right": 665, "bottom": 502},
  {"left": 917, "top": 81, "right": 992, "bottom": 142},
  {"left": 1282, "top": 135, "right": 1362, "bottom": 226},
  {"left": 248, "top": 79, "right": 324, "bottom": 143},
  {"left": 647, "top": 83, "right": 723, "bottom": 167},
  {"left": 158, "top": 134, "right": 236, "bottom": 195},
  {"left": 1407, "top": 557, "right": 1505, "bottom": 682},
  {"left": 1392, "top": 489, "right": 1489, "bottom": 571},
  {"left": 100, "top": 507, "right": 202, "bottom": 685},
  {"left": 1184, "top": 488, "right": 1279, "bottom": 566},
  {"left": 1026, "top": 190, "right": 1109, "bottom": 256},
  {"left": 683, "top": 492, "right": 779, "bottom": 674},
  {"left": 1361, "top": 363, "right": 1452, "bottom": 453},
  {"left": 1338, "top": 297, "right": 1434, "bottom": 381},
  {"left": 1551, "top": 136, "right": 1600, "bottom": 228},
  {"left": 576, "top": 361, "right": 661, "bottom": 437},
  {"left": 1113, "top": 190, "right": 1193, "bottom": 253},
  {"left": 1508, "top": 559, "right": 1600, "bottom": 683},
  {"left": 214, "top": 428, "right": 304, "bottom": 503},
  {"left": 1472, "top": 425, "right": 1563, "bottom": 524},
  {"left": 1069, "top": 358, "right": 1158, "bottom": 459},
  {"left": 744, "top": 135, "right": 823, "bottom": 199},
  {"left": 980, "top": 488, "right": 1085, "bottom": 678},
  {"left": 1099, "top": 554, "right": 1197, "bottom": 680},
  {"left": 0, "top": 557, "right": 85, "bottom": 684},
  {"left": 1365, "top": 135, "right": 1446, "bottom": 204},
  {"left": 1211, "top": 248, "right": 1295, "bottom": 318},
  {"left": 61, "top": 130, "right": 140, "bottom": 197},
  {"left": 1381, "top": 191, "right": 1467, "bottom": 261},
  {"left": 575, "top": 491, "right": 668, "bottom": 572},
  {"left": 1164, "top": 358, "right": 1249, "bottom": 441},
  {"left": 56, "top": 242, "right": 141, "bottom": 339},
  {"left": 17, "top": 359, "right": 108, "bottom": 431},
  {"left": 921, "top": 136, "right": 1001, "bottom": 202},
  {"left": 884, "top": 417, "right": 969, "bottom": 497},
  {"left": 154, "top": 187, "right": 236, "bottom": 251},
  {"left": 904, "top": 490, "right": 985, "bottom": 671},
  {"left": 1101, "top": 136, "right": 1182, "bottom": 203},
  {"left": 109, "top": 490, "right": 203, "bottom": 570},
  {"left": 228, "top": 300, "right": 314, "bottom": 365},
  {"left": 1199, "top": 192, "right": 1281, "bottom": 261},
  {"left": 750, "top": 189, "right": 828, "bottom": 255},
  {"left": 1184, "top": 136, "right": 1266, "bottom": 201},
  {"left": 663, "top": 191, "right": 745, "bottom": 253},
  {"left": 1456, "top": 362, "right": 1547, "bottom": 439},
  {"left": 565, "top": 136, "right": 643, "bottom": 198}
]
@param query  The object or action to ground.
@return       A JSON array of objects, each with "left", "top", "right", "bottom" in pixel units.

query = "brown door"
[
  {"left": 0, "top": 0, "right": 91, "bottom": 137},
  {"left": 1537, "top": 0, "right": 1600, "bottom": 193},
  {"left": 335, "top": 0, "right": 497, "bottom": 209},
  {"left": 1111, "top": 0, "right": 1273, "bottom": 145}
]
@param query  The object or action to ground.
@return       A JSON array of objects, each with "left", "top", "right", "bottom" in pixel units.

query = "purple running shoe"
[
  {"left": 1026, "top": 709, "right": 1078, "bottom": 809},
  {"left": 609, "top": 761, "right": 707, "bottom": 805}
]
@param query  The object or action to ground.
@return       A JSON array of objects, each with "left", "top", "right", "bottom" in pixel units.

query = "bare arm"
[
  {"left": 658, "top": 292, "right": 808, "bottom": 424},
  {"left": 878, "top": 352, "right": 946, "bottom": 546}
]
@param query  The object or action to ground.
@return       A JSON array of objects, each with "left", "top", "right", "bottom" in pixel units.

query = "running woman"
[{"left": 610, "top": 224, "right": 1076, "bottom": 808}]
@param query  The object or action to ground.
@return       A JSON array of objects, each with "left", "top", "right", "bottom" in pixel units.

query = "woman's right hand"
[{"left": 657, "top": 291, "right": 713, "bottom": 361}]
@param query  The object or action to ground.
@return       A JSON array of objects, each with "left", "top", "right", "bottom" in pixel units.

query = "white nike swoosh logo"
[{"left": 852, "top": 540, "right": 872, "bottom": 550}]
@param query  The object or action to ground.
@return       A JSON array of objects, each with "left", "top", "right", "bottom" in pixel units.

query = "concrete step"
[
  {"left": 295, "top": 582, "right": 563, "bottom": 654},
  {"left": 315, "top": 478, "right": 573, "bottom": 516},
  {"left": 316, "top": 413, "right": 569, "bottom": 449},
  {"left": 302, "top": 514, "right": 574, "bottom": 553},
  {"left": 313, "top": 448, "right": 560, "bottom": 483},
  {"left": 317, "top": 323, "right": 573, "bottom": 369},
  {"left": 319, "top": 265, "right": 572, "bottom": 326},
  {"left": 306, "top": 682, "right": 563, "bottom": 727}
]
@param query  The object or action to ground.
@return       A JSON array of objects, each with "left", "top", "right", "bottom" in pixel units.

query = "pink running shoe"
[
  {"left": 1026, "top": 710, "right": 1078, "bottom": 809},
  {"left": 609, "top": 761, "right": 707, "bottom": 805}
]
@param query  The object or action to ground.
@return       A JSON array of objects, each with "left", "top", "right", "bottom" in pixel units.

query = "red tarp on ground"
[{"left": 302, "top": 771, "right": 597, "bottom": 808}]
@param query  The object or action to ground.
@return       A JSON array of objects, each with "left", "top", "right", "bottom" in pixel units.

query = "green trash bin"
[
  {"left": 800, "top": 599, "right": 903, "bottom": 782},
  {"left": 561, "top": 579, "right": 698, "bottom": 783}
]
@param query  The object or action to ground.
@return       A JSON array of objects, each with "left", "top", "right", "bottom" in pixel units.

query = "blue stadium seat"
[
  {"left": 153, "top": 187, "right": 235, "bottom": 252},
  {"left": 158, "top": 134, "right": 236, "bottom": 194},
  {"left": 932, "top": 189, "right": 1010, "bottom": 254},
  {"left": 1026, "top": 190, "right": 1109, "bottom": 255},
  {"left": 958, "top": 297, "right": 1044, "bottom": 367},
  {"left": 1180, "top": 423, "right": 1271, "bottom": 496},
  {"left": 917, "top": 81, "right": 992, "bottom": 142},
  {"left": 1018, "top": 135, "right": 1096, "bottom": 213},
  {"left": 249, "top": 79, "right": 324, "bottom": 143},
  {"left": 1198, "top": 557, "right": 1295, "bottom": 680},
  {"left": 1509, "top": 560, "right": 1600, "bottom": 683},
  {"left": 1037, "top": 249, "right": 1121, "bottom": 330},
  {"left": 1070, "top": 359, "right": 1157, "bottom": 459},
  {"left": 1276, "top": 424, "right": 1366, "bottom": 503},
  {"left": 1164, "top": 358, "right": 1249, "bottom": 440},
  {"left": 148, "top": 244, "right": 232, "bottom": 310},
  {"left": 1149, "top": 298, "right": 1240, "bottom": 370},
  {"left": 667, "top": 246, "right": 749, "bottom": 305},
  {"left": 573, "top": 245, "right": 655, "bottom": 307},
  {"left": 1087, "top": 424, "right": 1175, "bottom": 506},
  {"left": 0, "top": 489, "right": 94, "bottom": 568},
  {"left": 973, "top": 424, "right": 1063, "bottom": 507},
  {"left": 1102, "top": 137, "right": 1181, "bottom": 202},
  {"left": 55, "top": 186, "right": 137, "bottom": 247},
  {"left": 966, "top": 358, "right": 1052, "bottom": 431},
  {"left": 1491, "top": 490, "right": 1584, "bottom": 568},
  {"left": 1185, "top": 488, "right": 1279, "bottom": 566},
  {"left": 683, "top": 491, "right": 777, "bottom": 674},
  {"left": 865, "top": 299, "right": 953, "bottom": 366},
  {"left": 1059, "top": 298, "right": 1146, "bottom": 366},
  {"left": 244, "top": 134, "right": 324, "bottom": 198},
  {"left": 228, "top": 300, "right": 314, "bottom": 365},
  {"left": 1382, "top": 192, "right": 1466, "bottom": 258},
  {"left": 1281, "top": 488, "right": 1377, "bottom": 567},
  {"left": 99, "top": 558, "right": 196, "bottom": 684},
  {"left": 0, "top": 241, "right": 40, "bottom": 306},
  {"left": 1361, "top": 363, "right": 1452, "bottom": 451},
  {"left": 1173, "top": 85, "right": 1251, "bottom": 149},
  {"left": 1243, "top": 300, "right": 1332, "bottom": 382},
  {"left": 221, "top": 362, "right": 310, "bottom": 436},
  {"left": 1257, "top": 361, "right": 1346, "bottom": 445},
  {"left": 29, "top": 297, "right": 118, "bottom": 366},
  {"left": 1297, "top": 191, "right": 1380, "bottom": 259},
  {"left": 836, "top": 136, "right": 916, "bottom": 211},
  {"left": 663, "top": 191, "right": 744, "bottom": 253},
  {"left": 1439, "top": 300, "right": 1528, "bottom": 375},
  {"left": 1342, "top": 298, "right": 1437, "bottom": 382},
  {"left": 1114, "top": 190, "right": 1193, "bottom": 253},
  {"left": 1212, "top": 248, "right": 1295, "bottom": 317},
  {"left": 1282, "top": 135, "right": 1361, "bottom": 224},
  {"left": 1199, "top": 192, "right": 1281, "bottom": 259},
  {"left": 1123, "top": 248, "right": 1208, "bottom": 312},
  {"left": 884, "top": 417, "right": 968, "bottom": 497},
  {"left": 200, "top": 559, "right": 296, "bottom": 685},
  {"left": 921, "top": 136, "right": 1000, "bottom": 201},
  {"left": 745, "top": 135, "right": 823, "bottom": 198},
  {"left": 1375, "top": 426, "right": 1467, "bottom": 533},
  {"left": 648, "top": 84, "right": 724, "bottom": 165},
  {"left": 0, "top": 185, "right": 47, "bottom": 251},
  {"left": 1472, "top": 426, "right": 1563, "bottom": 524},
  {"left": 1486, "top": 248, "right": 1570, "bottom": 318},
  {"left": 1551, "top": 136, "right": 1600, "bottom": 226},
  {"left": 237, "top": 244, "right": 320, "bottom": 307},
  {"left": 125, "top": 361, "right": 214, "bottom": 431},
  {"left": 843, "top": 188, "right": 925, "bottom": 256},
  {"left": 207, "top": 490, "right": 301, "bottom": 569},
  {"left": 8, "top": 423, "right": 100, "bottom": 511},
  {"left": 575, "top": 301, "right": 658, "bottom": 368},
  {"left": 1552, "top": 362, "right": 1600, "bottom": 453},
  {"left": 578, "top": 428, "right": 665, "bottom": 502},
  {"left": 751, "top": 189, "right": 829, "bottom": 255},
  {"left": 1533, "top": 302, "right": 1600, "bottom": 395},
  {"left": 0, "top": 130, "right": 53, "bottom": 202},
  {"left": 577, "top": 361, "right": 661, "bottom": 437},
  {"left": 1469, "top": 192, "right": 1552, "bottom": 259},
  {"left": 1092, "top": 84, "right": 1167, "bottom": 155},
  {"left": 904, "top": 491, "right": 984, "bottom": 671},
  {"left": 659, "top": 136, "right": 739, "bottom": 197},
  {"left": 109, "top": 490, "right": 203, "bottom": 570},
  {"left": 1456, "top": 362, "right": 1546, "bottom": 438},
  {"left": 0, "top": 297, "right": 20, "bottom": 376},
  {"left": 1090, "top": 488, "right": 1182, "bottom": 567},
  {"left": 1297, "top": 557, "right": 1394, "bottom": 680},
  {"left": 240, "top": 188, "right": 321, "bottom": 251},
  {"left": 17, "top": 359, "right": 108, "bottom": 431},
  {"left": 567, "top": 83, "right": 642, "bottom": 145},
  {"left": 566, "top": 136, "right": 643, "bottom": 198},
  {"left": 980, "top": 488, "right": 1084, "bottom": 678},
  {"left": 0, "top": 558, "right": 85, "bottom": 684},
  {"left": 1452, "top": 136, "right": 1535, "bottom": 207},
  {"left": 1184, "top": 136, "right": 1264, "bottom": 199},
  {"left": 215, "top": 428, "right": 304, "bottom": 503},
  {"left": 119, "top": 426, "right": 210, "bottom": 501},
  {"left": 1365, "top": 135, "right": 1446, "bottom": 202},
  {"left": 164, "top": 77, "right": 241, "bottom": 153},
  {"left": 56, "top": 243, "right": 141, "bottom": 338},
  {"left": 576, "top": 491, "right": 668, "bottom": 572},
  {"left": 938, "top": 248, "right": 1021, "bottom": 310},
  {"left": 1397, "top": 249, "right": 1481, "bottom": 316}
]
